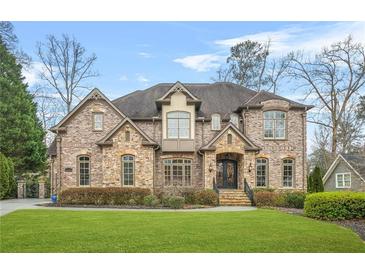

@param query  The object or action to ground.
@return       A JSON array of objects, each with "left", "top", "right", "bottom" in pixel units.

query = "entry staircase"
[{"left": 218, "top": 189, "right": 252, "bottom": 206}]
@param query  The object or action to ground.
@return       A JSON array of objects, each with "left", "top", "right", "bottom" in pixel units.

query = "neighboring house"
[
  {"left": 323, "top": 154, "right": 365, "bottom": 192},
  {"left": 48, "top": 81, "right": 312, "bottom": 204}
]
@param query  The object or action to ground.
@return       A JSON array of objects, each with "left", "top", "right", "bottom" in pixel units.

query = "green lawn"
[{"left": 1, "top": 209, "right": 364, "bottom": 252}]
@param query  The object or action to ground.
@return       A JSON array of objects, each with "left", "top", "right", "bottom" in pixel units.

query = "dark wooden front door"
[{"left": 216, "top": 159, "right": 238, "bottom": 189}]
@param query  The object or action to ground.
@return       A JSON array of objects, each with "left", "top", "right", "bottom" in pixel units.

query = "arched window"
[
  {"left": 167, "top": 111, "right": 190, "bottom": 139},
  {"left": 122, "top": 155, "right": 134, "bottom": 186},
  {"left": 78, "top": 155, "right": 90, "bottom": 186},
  {"left": 264, "top": 111, "right": 286, "bottom": 139},
  {"left": 256, "top": 158, "right": 268, "bottom": 187},
  {"left": 282, "top": 158, "right": 294, "bottom": 187},
  {"left": 125, "top": 131, "right": 130, "bottom": 142},
  {"left": 230, "top": 113, "right": 239, "bottom": 128},
  {"left": 227, "top": 133, "right": 232, "bottom": 144},
  {"left": 211, "top": 114, "right": 221, "bottom": 130}
]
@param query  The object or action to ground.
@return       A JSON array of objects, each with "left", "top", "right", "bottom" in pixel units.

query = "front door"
[{"left": 216, "top": 160, "right": 238, "bottom": 189}]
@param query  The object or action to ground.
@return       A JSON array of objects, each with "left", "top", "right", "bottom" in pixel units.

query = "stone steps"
[{"left": 218, "top": 189, "right": 252, "bottom": 206}]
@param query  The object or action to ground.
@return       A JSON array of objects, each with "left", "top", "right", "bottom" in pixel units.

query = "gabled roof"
[
  {"left": 200, "top": 123, "right": 260, "bottom": 151},
  {"left": 50, "top": 88, "right": 126, "bottom": 132},
  {"left": 323, "top": 154, "right": 365, "bottom": 184},
  {"left": 96, "top": 117, "right": 158, "bottom": 146},
  {"left": 112, "top": 82, "right": 312, "bottom": 119},
  {"left": 156, "top": 81, "right": 200, "bottom": 101}
]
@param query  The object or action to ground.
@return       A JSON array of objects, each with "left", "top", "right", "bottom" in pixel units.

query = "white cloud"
[
  {"left": 173, "top": 54, "right": 225, "bottom": 72},
  {"left": 22, "top": 61, "right": 43, "bottom": 86},
  {"left": 119, "top": 74, "right": 128, "bottom": 81},
  {"left": 214, "top": 22, "right": 365, "bottom": 56},
  {"left": 138, "top": 52, "right": 152, "bottom": 58},
  {"left": 136, "top": 73, "right": 150, "bottom": 83}
]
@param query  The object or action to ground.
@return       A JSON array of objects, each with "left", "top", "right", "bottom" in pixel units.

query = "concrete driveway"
[{"left": 0, "top": 198, "right": 50, "bottom": 216}]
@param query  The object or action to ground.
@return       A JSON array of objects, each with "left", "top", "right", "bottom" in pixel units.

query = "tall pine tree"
[{"left": 0, "top": 41, "right": 46, "bottom": 174}]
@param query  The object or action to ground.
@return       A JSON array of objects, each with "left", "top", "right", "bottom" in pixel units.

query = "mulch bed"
[
  {"left": 274, "top": 207, "right": 365, "bottom": 241},
  {"left": 37, "top": 203, "right": 212, "bottom": 210},
  {"left": 332, "top": 219, "right": 365, "bottom": 241}
]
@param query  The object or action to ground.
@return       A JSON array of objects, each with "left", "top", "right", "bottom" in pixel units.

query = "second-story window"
[
  {"left": 264, "top": 111, "right": 286, "bottom": 139},
  {"left": 93, "top": 113, "right": 103, "bottom": 131},
  {"left": 211, "top": 114, "right": 221, "bottom": 130},
  {"left": 230, "top": 113, "right": 239, "bottom": 128},
  {"left": 167, "top": 111, "right": 190, "bottom": 139}
]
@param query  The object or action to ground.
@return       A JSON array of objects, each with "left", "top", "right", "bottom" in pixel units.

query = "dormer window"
[
  {"left": 230, "top": 113, "right": 239, "bottom": 128},
  {"left": 167, "top": 111, "right": 190, "bottom": 139},
  {"left": 93, "top": 113, "right": 103, "bottom": 131},
  {"left": 211, "top": 114, "right": 221, "bottom": 130}
]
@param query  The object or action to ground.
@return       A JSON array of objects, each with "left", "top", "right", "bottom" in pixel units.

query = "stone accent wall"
[
  {"left": 243, "top": 99, "right": 307, "bottom": 191},
  {"left": 102, "top": 122, "right": 154, "bottom": 188},
  {"left": 56, "top": 98, "right": 122, "bottom": 190}
]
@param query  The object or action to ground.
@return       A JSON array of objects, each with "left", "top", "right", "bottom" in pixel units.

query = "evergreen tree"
[
  {"left": 307, "top": 174, "right": 314, "bottom": 193},
  {"left": 0, "top": 41, "right": 46, "bottom": 174},
  {"left": 312, "top": 166, "right": 324, "bottom": 193},
  {"left": 0, "top": 152, "right": 15, "bottom": 199}
]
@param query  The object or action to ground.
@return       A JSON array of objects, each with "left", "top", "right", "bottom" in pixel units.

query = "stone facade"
[{"left": 49, "top": 84, "right": 309, "bottom": 195}]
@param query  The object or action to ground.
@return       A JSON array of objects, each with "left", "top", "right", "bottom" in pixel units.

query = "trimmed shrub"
[
  {"left": 194, "top": 189, "right": 219, "bottom": 206},
  {"left": 254, "top": 190, "right": 306, "bottom": 209},
  {"left": 304, "top": 192, "right": 365, "bottom": 220},
  {"left": 143, "top": 195, "right": 160, "bottom": 207},
  {"left": 59, "top": 187, "right": 151, "bottom": 206},
  {"left": 167, "top": 196, "right": 185, "bottom": 209},
  {"left": 180, "top": 188, "right": 197, "bottom": 204},
  {"left": 253, "top": 191, "right": 277, "bottom": 207},
  {"left": 285, "top": 192, "right": 305, "bottom": 209}
]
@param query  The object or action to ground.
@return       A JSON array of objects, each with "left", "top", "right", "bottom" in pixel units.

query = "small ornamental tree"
[
  {"left": 312, "top": 166, "right": 324, "bottom": 193},
  {"left": 307, "top": 174, "right": 314, "bottom": 193}
]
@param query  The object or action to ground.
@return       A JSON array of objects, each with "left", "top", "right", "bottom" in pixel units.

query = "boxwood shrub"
[
  {"left": 166, "top": 196, "right": 185, "bottom": 209},
  {"left": 59, "top": 187, "right": 151, "bottom": 206},
  {"left": 304, "top": 192, "right": 365, "bottom": 220}
]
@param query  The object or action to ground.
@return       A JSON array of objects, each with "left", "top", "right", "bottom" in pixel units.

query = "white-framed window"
[
  {"left": 256, "top": 158, "right": 268, "bottom": 187},
  {"left": 167, "top": 111, "right": 190, "bottom": 139},
  {"left": 211, "top": 114, "right": 221, "bottom": 130},
  {"left": 122, "top": 155, "right": 134, "bottom": 186},
  {"left": 282, "top": 158, "right": 294, "bottom": 187},
  {"left": 230, "top": 113, "right": 239, "bottom": 128},
  {"left": 163, "top": 159, "right": 192, "bottom": 186},
  {"left": 93, "top": 113, "right": 104, "bottom": 131},
  {"left": 264, "top": 111, "right": 286, "bottom": 139},
  {"left": 336, "top": 173, "right": 351, "bottom": 188},
  {"left": 78, "top": 155, "right": 90, "bottom": 186}
]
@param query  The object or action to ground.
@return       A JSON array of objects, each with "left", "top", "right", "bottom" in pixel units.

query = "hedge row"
[
  {"left": 59, "top": 187, "right": 151, "bottom": 206},
  {"left": 58, "top": 187, "right": 219, "bottom": 208},
  {"left": 304, "top": 192, "right": 365, "bottom": 220},
  {"left": 0, "top": 153, "right": 16, "bottom": 200},
  {"left": 253, "top": 190, "right": 306, "bottom": 209}
]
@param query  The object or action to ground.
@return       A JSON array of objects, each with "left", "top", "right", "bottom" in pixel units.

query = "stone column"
[
  {"left": 17, "top": 179, "right": 25, "bottom": 199},
  {"left": 38, "top": 176, "right": 46, "bottom": 199}
]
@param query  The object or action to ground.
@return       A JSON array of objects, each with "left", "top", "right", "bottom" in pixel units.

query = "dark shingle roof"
[
  {"left": 112, "top": 82, "right": 311, "bottom": 119},
  {"left": 342, "top": 154, "right": 365, "bottom": 180}
]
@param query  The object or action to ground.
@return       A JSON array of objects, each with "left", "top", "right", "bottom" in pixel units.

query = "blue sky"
[{"left": 12, "top": 21, "right": 365, "bottom": 150}]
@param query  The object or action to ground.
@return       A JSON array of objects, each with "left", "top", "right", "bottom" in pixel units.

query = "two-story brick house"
[{"left": 48, "top": 82, "right": 312, "bottom": 203}]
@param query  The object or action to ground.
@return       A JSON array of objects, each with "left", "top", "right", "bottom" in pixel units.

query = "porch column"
[{"left": 204, "top": 151, "right": 216, "bottom": 189}]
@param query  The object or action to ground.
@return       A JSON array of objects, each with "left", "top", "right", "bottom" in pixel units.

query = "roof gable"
[
  {"left": 323, "top": 154, "right": 365, "bottom": 184},
  {"left": 96, "top": 117, "right": 157, "bottom": 146},
  {"left": 50, "top": 88, "right": 126, "bottom": 132},
  {"left": 200, "top": 123, "right": 260, "bottom": 151},
  {"left": 157, "top": 81, "right": 200, "bottom": 101}
]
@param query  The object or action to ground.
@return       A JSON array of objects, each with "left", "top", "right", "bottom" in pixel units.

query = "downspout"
[
  {"left": 56, "top": 131, "right": 62, "bottom": 194},
  {"left": 302, "top": 107, "right": 308, "bottom": 191}
]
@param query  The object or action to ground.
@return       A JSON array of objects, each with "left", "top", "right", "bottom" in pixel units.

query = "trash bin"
[{"left": 51, "top": 194, "right": 57, "bottom": 203}]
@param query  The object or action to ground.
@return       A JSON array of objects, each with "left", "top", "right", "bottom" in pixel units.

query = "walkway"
[{"left": 1, "top": 198, "right": 256, "bottom": 216}]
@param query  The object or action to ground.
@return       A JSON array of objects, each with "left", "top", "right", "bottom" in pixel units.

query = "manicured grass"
[{"left": 1, "top": 209, "right": 364, "bottom": 252}]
